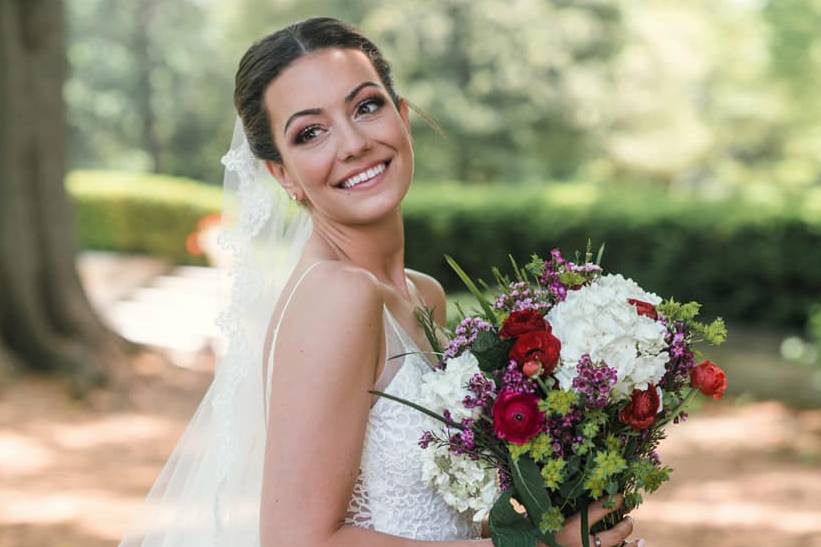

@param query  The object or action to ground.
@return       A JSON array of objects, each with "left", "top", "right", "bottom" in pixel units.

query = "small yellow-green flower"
[
  {"left": 540, "top": 390, "right": 578, "bottom": 416},
  {"left": 539, "top": 506, "right": 565, "bottom": 534},
  {"left": 508, "top": 442, "right": 531, "bottom": 462},
  {"left": 540, "top": 458, "right": 566, "bottom": 491},
  {"left": 583, "top": 449, "right": 627, "bottom": 497},
  {"left": 528, "top": 434, "right": 553, "bottom": 463}
]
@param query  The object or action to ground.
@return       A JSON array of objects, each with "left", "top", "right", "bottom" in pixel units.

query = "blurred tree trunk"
[
  {"left": 0, "top": 0, "right": 132, "bottom": 395},
  {"left": 134, "top": 0, "right": 162, "bottom": 173}
]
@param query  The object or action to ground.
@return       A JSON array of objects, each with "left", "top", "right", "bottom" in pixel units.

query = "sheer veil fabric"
[{"left": 118, "top": 118, "right": 312, "bottom": 546}]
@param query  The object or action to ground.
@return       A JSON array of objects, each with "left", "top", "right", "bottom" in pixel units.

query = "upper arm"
[
  {"left": 260, "top": 263, "right": 383, "bottom": 547},
  {"left": 406, "top": 269, "right": 448, "bottom": 328}
]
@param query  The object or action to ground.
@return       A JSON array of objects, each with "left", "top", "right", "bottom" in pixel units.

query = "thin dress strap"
[{"left": 264, "top": 261, "right": 325, "bottom": 418}]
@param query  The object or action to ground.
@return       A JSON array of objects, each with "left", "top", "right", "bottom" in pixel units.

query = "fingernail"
[{"left": 636, "top": 539, "right": 646, "bottom": 547}]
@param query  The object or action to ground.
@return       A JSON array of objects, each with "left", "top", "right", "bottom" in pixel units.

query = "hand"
[{"left": 542, "top": 495, "right": 645, "bottom": 547}]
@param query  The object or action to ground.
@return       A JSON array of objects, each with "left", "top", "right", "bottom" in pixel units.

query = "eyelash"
[{"left": 293, "top": 95, "right": 386, "bottom": 145}]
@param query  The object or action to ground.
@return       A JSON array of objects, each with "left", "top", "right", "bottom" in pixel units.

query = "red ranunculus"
[
  {"left": 627, "top": 298, "right": 658, "bottom": 320},
  {"left": 509, "top": 331, "right": 561, "bottom": 376},
  {"left": 492, "top": 389, "right": 544, "bottom": 445},
  {"left": 619, "top": 386, "right": 660, "bottom": 430},
  {"left": 690, "top": 360, "right": 727, "bottom": 400},
  {"left": 500, "top": 309, "right": 550, "bottom": 339}
]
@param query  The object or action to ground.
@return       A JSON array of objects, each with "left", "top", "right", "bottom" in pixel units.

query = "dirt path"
[{"left": 1, "top": 354, "right": 819, "bottom": 546}]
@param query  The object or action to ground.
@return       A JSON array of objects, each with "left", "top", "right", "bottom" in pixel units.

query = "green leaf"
[
  {"left": 580, "top": 499, "right": 591, "bottom": 547},
  {"left": 472, "top": 331, "right": 514, "bottom": 373},
  {"left": 509, "top": 456, "right": 561, "bottom": 547},
  {"left": 595, "top": 242, "right": 606, "bottom": 266},
  {"left": 368, "top": 390, "right": 464, "bottom": 429},
  {"left": 489, "top": 490, "right": 539, "bottom": 547},
  {"left": 445, "top": 254, "right": 497, "bottom": 324}
]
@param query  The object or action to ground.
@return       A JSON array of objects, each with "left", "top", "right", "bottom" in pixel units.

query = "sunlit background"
[{"left": 1, "top": 0, "right": 820, "bottom": 546}]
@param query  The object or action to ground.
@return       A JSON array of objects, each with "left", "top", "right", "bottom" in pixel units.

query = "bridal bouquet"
[{"left": 374, "top": 246, "right": 728, "bottom": 547}]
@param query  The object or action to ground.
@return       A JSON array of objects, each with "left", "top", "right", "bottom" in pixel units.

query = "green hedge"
[
  {"left": 67, "top": 171, "right": 821, "bottom": 328},
  {"left": 67, "top": 170, "right": 222, "bottom": 264},
  {"left": 403, "top": 183, "right": 821, "bottom": 329}
]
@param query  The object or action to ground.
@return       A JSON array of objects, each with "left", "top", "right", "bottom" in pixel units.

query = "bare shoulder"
[
  {"left": 273, "top": 260, "right": 384, "bottom": 374},
  {"left": 405, "top": 267, "right": 447, "bottom": 326}
]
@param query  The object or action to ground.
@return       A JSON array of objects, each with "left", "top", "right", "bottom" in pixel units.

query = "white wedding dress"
[{"left": 266, "top": 261, "right": 482, "bottom": 541}]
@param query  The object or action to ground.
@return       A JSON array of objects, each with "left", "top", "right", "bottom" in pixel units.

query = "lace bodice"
[{"left": 343, "top": 306, "right": 482, "bottom": 540}]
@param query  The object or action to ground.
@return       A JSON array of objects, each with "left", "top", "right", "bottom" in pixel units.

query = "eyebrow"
[{"left": 282, "top": 81, "right": 381, "bottom": 136}]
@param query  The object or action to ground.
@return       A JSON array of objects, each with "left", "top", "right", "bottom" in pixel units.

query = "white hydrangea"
[
  {"left": 545, "top": 273, "right": 669, "bottom": 398},
  {"left": 416, "top": 351, "right": 500, "bottom": 522},
  {"left": 417, "top": 351, "right": 483, "bottom": 422},
  {"left": 420, "top": 442, "right": 501, "bottom": 522}
]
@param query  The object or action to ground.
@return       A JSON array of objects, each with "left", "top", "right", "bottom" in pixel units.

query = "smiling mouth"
[{"left": 334, "top": 159, "right": 392, "bottom": 189}]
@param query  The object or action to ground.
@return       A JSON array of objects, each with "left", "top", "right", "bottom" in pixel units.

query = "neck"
[{"left": 306, "top": 207, "right": 410, "bottom": 299}]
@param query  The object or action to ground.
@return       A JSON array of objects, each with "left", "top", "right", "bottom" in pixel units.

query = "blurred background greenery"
[
  {"left": 2, "top": 1, "right": 820, "bottom": 546},
  {"left": 64, "top": 0, "right": 821, "bottom": 358}
]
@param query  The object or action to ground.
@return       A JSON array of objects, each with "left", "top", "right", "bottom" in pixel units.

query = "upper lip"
[{"left": 334, "top": 158, "right": 391, "bottom": 187}]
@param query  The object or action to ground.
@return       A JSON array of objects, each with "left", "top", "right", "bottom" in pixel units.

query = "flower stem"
[{"left": 656, "top": 388, "right": 697, "bottom": 429}]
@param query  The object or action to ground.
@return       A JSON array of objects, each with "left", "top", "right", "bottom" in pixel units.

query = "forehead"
[{"left": 264, "top": 48, "right": 382, "bottom": 128}]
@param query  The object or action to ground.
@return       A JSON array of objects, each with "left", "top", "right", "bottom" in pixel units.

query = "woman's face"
[{"left": 263, "top": 48, "right": 414, "bottom": 225}]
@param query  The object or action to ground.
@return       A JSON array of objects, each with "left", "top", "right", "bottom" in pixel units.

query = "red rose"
[
  {"left": 509, "top": 331, "right": 561, "bottom": 376},
  {"left": 619, "top": 386, "right": 660, "bottom": 431},
  {"left": 690, "top": 360, "right": 727, "bottom": 400},
  {"left": 500, "top": 309, "right": 550, "bottom": 339},
  {"left": 492, "top": 389, "right": 544, "bottom": 445},
  {"left": 627, "top": 298, "right": 658, "bottom": 320}
]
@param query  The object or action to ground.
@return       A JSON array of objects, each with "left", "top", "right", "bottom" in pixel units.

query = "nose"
[{"left": 336, "top": 119, "right": 371, "bottom": 161}]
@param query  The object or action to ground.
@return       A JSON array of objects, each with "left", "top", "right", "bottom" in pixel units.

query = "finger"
[
  {"left": 587, "top": 494, "right": 625, "bottom": 525},
  {"left": 592, "top": 516, "right": 633, "bottom": 546},
  {"left": 623, "top": 539, "right": 647, "bottom": 547}
]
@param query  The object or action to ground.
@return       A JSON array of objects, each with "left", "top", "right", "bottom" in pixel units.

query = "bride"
[{"left": 120, "top": 16, "right": 643, "bottom": 547}]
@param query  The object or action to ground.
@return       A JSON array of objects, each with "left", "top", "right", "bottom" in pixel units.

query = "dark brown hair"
[{"left": 233, "top": 17, "right": 403, "bottom": 163}]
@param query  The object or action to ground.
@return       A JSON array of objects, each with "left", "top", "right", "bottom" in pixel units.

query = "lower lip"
[{"left": 337, "top": 161, "right": 391, "bottom": 193}]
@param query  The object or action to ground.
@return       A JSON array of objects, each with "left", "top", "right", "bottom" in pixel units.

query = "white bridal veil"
[{"left": 119, "top": 117, "right": 313, "bottom": 546}]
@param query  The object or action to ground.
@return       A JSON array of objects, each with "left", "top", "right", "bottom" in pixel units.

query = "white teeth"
[{"left": 340, "top": 162, "right": 387, "bottom": 189}]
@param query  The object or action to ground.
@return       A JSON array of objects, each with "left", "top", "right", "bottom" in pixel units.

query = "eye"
[
  {"left": 356, "top": 96, "right": 385, "bottom": 117},
  {"left": 294, "top": 124, "right": 323, "bottom": 144}
]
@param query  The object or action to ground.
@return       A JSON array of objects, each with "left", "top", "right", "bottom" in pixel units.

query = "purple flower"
[
  {"left": 572, "top": 354, "right": 618, "bottom": 409},
  {"left": 463, "top": 372, "right": 497, "bottom": 409},
  {"left": 418, "top": 431, "right": 435, "bottom": 449},
  {"left": 494, "top": 281, "right": 551, "bottom": 314},
  {"left": 441, "top": 316, "right": 494, "bottom": 365},
  {"left": 500, "top": 360, "right": 536, "bottom": 394},
  {"left": 661, "top": 321, "right": 696, "bottom": 390}
]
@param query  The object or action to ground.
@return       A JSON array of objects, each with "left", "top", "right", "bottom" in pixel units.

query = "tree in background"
[
  {"left": 67, "top": 0, "right": 234, "bottom": 182},
  {"left": 65, "top": 0, "right": 821, "bottom": 188},
  {"left": 0, "top": 0, "right": 130, "bottom": 393}
]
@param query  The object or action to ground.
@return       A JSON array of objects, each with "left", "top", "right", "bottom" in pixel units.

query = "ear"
[{"left": 264, "top": 159, "right": 301, "bottom": 199}]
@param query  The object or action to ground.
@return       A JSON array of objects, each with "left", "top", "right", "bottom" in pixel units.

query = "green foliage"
[
  {"left": 583, "top": 450, "right": 628, "bottom": 498},
  {"left": 540, "top": 390, "right": 579, "bottom": 417},
  {"left": 538, "top": 506, "right": 565, "bottom": 535},
  {"left": 68, "top": 170, "right": 821, "bottom": 332},
  {"left": 67, "top": 170, "right": 221, "bottom": 264},
  {"left": 527, "top": 434, "right": 554, "bottom": 464},
  {"left": 629, "top": 460, "right": 671, "bottom": 494},
  {"left": 404, "top": 182, "right": 821, "bottom": 329},
  {"left": 540, "top": 458, "right": 567, "bottom": 492},
  {"left": 509, "top": 455, "right": 562, "bottom": 547},
  {"left": 489, "top": 490, "right": 540, "bottom": 547},
  {"left": 657, "top": 298, "right": 728, "bottom": 345},
  {"left": 471, "top": 331, "right": 513, "bottom": 374}
]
